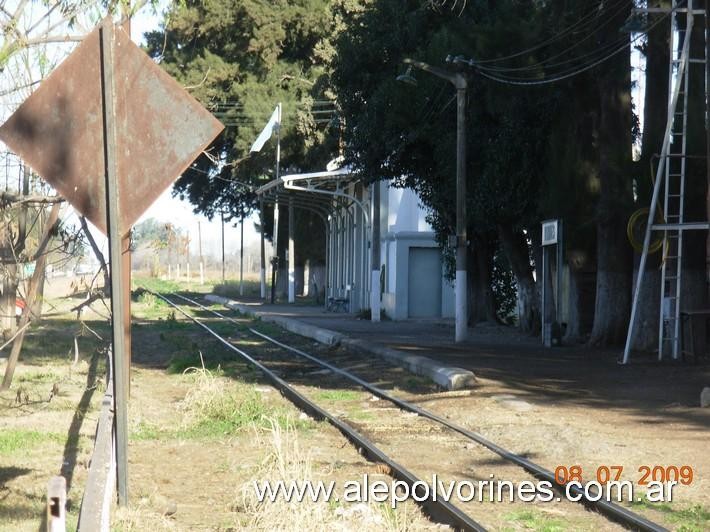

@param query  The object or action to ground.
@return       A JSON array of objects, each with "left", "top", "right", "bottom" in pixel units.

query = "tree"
[
  {"left": 629, "top": 1, "right": 669, "bottom": 351},
  {"left": 145, "top": 0, "right": 346, "bottom": 292},
  {"left": 331, "top": 0, "right": 563, "bottom": 327},
  {"left": 332, "top": 0, "right": 645, "bottom": 344},
  {"left": 587, "top": 0, "right": 635, "bottom": 346},
  {"left": 144, "top": 0, "right": 341, "bottom": 223}
]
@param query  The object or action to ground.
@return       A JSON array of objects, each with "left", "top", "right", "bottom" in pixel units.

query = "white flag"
[{"left": 250, "top": 105, "right": 280, "bottom": 153}]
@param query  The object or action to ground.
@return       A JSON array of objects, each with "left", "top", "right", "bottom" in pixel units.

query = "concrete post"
[
  {"left": 371, "top": 181, "right": 381, "bottom": 322},
  {"left": 240, "top": 214, "right": 244, "bottom": 296},
  {"left": 47, "top": 476, "right": 66, "bottom": 532},
  {"left": 454, "top": 80, "right": 468, "bottom": 342},
  {"left": 260, "top": 200, "right": 266, "bottom": 298}
]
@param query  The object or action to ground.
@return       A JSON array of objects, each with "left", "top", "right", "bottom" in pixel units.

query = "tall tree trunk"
[
  {"left": 631, "top": 5, "right": 669, "bottom": 351},
  {"left": 0, "top": 264, "right": 18, "bottom": 338},
  {"left": 589, "top": 0, "right": 634, "bottom": 346},
  {"left": 468, "top": 232, "right": 497, "bottom": 324},
  {"left": 498, "top": 224, "right": 539, "bottom": 333},
  {"left": 564, "top": 268, "right": 582, "bottom": 342},
  {"left": 0, "top": 166, "right": 29, "bottom": 338}
]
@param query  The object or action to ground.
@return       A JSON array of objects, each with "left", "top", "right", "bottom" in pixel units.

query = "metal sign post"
[
  {"left": 0, "top": 17, "right": 223, "bottom": 509},
  {"left": 541, "top": 219, "right": 563, "bottom": 347},
  {"left": 99, "top": 19, "right": 129, "bottom": 505}
]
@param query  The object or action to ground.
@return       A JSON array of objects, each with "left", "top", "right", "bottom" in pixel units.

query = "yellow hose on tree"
[
  {"left": 627, "top": 156, "right": 666, "bottom": 255},
  {"left": 627, "top": 207, "right": 664, "bottom": 254}
]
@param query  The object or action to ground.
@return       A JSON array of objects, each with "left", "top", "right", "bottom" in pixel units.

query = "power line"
[
  {"left": 461, "top": 9, "right": 670, "bottom": 86},
  {"left": 471, "top": 0, "right": 631, "bottom": 65},
  {"left": 476, "top": 0, "right": 634, "bottom": 74}
]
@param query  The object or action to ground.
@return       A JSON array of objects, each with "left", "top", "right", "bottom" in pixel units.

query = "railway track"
[{"left": 147, "top": 289, "right": 667, "bottom": 532}]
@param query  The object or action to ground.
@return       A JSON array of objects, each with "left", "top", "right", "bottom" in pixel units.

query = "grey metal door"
[{"left": 407, "top": 247, "right": 442, "bottom": 318}]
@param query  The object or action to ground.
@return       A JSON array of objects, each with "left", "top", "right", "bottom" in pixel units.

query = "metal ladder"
[
  {"left": 623, "top": 0, "right": 709, "bottom": 363},
  {"left": 659, "top": 1, "right": 693, "bottom": 359}
]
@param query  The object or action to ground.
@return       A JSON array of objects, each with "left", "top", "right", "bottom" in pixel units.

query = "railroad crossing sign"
[
  {"left": 0, "top": 18, "right": 223, "bottom": 507},
  {"left": 0, "top": 20, "right": 223, "bottom": 235}
]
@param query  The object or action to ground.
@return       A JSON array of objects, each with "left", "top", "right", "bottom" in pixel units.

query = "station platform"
[{"left": 204, "top": 295, "right": 710, "bottom": 412}]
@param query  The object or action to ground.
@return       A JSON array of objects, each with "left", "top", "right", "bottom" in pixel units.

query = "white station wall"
[{"left": 378, "top": 183, "right": 454, "bottom": 320}]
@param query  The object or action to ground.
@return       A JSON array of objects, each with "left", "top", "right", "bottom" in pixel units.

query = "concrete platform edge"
[{"left": 204, "top": 295, "right": 476, "bottom": 390}]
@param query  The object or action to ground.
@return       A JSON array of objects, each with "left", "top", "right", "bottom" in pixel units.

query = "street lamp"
[{"left": 397, "top": 58, "right": 468, "bottom": 342}]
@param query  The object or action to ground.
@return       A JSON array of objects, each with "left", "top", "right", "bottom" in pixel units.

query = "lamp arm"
[{"left": 402, "top": 57, "right": 460, "bottom": 86}]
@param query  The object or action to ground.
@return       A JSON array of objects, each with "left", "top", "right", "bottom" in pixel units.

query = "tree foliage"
[
  {"left": 330, "top": 0, "right": 646, "bottom": 337},
  {"left": 144, "top": 0, "right": 344, "bottom": 227}
]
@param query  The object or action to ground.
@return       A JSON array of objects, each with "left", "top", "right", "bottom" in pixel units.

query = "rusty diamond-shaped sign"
[{"left": 0, "top": 23, "right": 223, "bottom": 235}]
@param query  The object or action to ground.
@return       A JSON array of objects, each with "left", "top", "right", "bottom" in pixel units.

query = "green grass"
[
  {"left": 131, "top": 421, "right": 165, "bottom": 441},
  {"left": 0, "top": 429, "right": 64, "bottom": 455},
  {"left": 504, "top": 509, "right": 566, "bottom": 532},
  {"left": 132, "top": 290, "right": 167, "bottom": 319},
  {"left": 346, "top": 409, "right": 375, "bottom": 421},
  {"left": 133, "top": 278, "right": 182, "bottom": 294},
  {"left": 17, "top": 371, "right": 60, "bottom": 384},
  {"left": 403, "top": 375, "right": 432, "bottom": 389},
  {"left": 314, "top": 389, "right": 361, "bottom": 402},
  {"left": 251, "top": 320, "right": 284, "bottom": 337},
  {"left": 166, "top": 352, "right": 206, "bottom": 374},
  {"left": 630, "top": 497, "right": 710, "bottom": 532},
  {"left": 134, "top": 369, "right": 314, "bottom": 441},
  {"left": 180, "top": 384, "right": 311, "bottom": 438},
  {"left": 213, "top": 280, "right": 264, "bottom": 299}
]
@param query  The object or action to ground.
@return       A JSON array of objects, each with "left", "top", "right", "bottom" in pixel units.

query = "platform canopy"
[{"left": 255, "top": 166, "right": 365, "bottom": 221}]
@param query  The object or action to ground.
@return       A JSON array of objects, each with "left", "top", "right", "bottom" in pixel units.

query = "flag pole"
[{"left": 271, "top": 103, "right": 282, "bottom": 304}]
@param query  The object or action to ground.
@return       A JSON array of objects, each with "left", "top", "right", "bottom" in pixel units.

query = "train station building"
[{"left": 256, "top": 163, "right": 454, "bottom": 320}]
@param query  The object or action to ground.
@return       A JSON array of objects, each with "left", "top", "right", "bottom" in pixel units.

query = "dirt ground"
[
  {"left": 221, "top": 314, "right": 709, "bottom": 531},
  {"left": 1, "top": 276, "right": 708, "bottom": 531},
  {"left": 0, "top": 276, "right": 111, "bottom": 531}
]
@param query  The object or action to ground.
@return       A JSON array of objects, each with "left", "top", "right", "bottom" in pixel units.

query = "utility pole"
[
  {"left": 240, "top": 214, "right": 244, "bottom": 296},
  {"left": 398, "top": 59, "right": 468, "bottom": 342},
  {"left": 185, "top": 230, "right": 190, "bottom": 283},
  {"left": 454, "top": 74, "right": 468, "bottom": 343},
  {"left": 221, "top": 211, "right": 225, "bottom": 283},
  {"left": 198, "top": 220, "right": 204, "bottom": 284}
]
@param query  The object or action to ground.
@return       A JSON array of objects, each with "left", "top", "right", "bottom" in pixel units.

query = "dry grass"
[
  {"left": 175, "top": 357, "right": 312, "bottom": 438},
  {"left": 112, "top": 497, "right": 178, "bottom": 532},
  {"left": 238, "top": 420, "right": 443, "bottom": 531}
]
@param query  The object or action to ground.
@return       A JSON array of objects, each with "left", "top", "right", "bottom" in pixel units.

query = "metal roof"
[{"left": 255, "top": 166, "right": 361, "bottom": 218}]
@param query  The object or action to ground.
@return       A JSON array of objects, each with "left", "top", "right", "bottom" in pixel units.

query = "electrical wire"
[
  {"left": 472, "top": 0, "right": 631, "bottom": 65},
  {"left": 469, "top": 10, "right": 671, "bottom": 86},
  {"left": 481, "top": 2, "right": 627, "bottom": 72},
  {"left": 476, "top": 0, "right": 635, "bottom": 74}
]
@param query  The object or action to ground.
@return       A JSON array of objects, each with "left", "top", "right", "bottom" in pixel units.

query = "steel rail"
[
  {"left": 148, "top": 289, "right": 485, "bottom": 532},
  {"left": 168, "top": 291, "right": 669, "bottom": 532}
]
